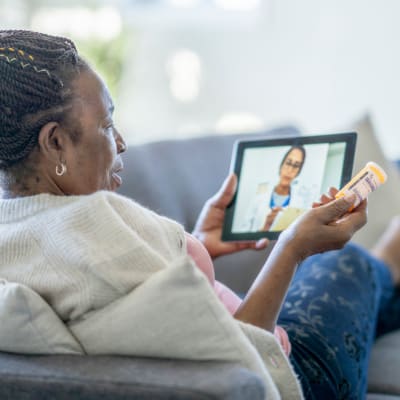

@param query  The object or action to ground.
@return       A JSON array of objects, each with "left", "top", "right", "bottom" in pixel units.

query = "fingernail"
[
  {"left": 256, "top": 238, "right": 268, "bottom": 248},
  {"left": 344, "top": 193, "right": 356, "bottom": 203}
]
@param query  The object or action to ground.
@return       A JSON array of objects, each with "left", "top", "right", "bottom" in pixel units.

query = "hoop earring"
[{"left": 56, "top": 162, "right": 67, "bottom": 176}]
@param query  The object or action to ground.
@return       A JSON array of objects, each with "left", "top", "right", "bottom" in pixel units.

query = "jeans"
[{"left": 277, "top": 243, "right": 400, "bottom": 400}]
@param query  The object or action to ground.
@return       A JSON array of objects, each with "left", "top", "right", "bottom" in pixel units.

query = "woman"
[
  {"left": 270, "top": 145, "right": 306, "bottom": 208},
  {"left": 0, "top": 30, "right": 400, "bottom": 400},
  {"left": 243, "top": 145, "right": 306, "bottom": 232}
]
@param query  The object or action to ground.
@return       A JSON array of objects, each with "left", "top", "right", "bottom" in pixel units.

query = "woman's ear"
[{"left": 37, "top": 122, "right": 68, "bottom": 162}]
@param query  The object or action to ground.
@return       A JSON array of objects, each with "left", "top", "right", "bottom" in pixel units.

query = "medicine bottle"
[{"left": 335, "top": 161, "right": 387, "bottom": 210}]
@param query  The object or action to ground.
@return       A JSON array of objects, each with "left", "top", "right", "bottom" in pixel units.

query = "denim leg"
[{"left": 277, "top": 243, "right": 396, "bottom": 400}]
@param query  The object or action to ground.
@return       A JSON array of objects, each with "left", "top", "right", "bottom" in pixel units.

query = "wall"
[{"left": 117, "top": 0, "right": 400, "bottom": 159}]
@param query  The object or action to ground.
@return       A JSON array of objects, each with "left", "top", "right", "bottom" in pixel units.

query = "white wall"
[{"left": 117, "top": 0, "right": 400, "bottom": 159}]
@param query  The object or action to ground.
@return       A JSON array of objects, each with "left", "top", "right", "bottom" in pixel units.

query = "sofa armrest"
[{"left": 0, "top": 353, "right": 265, "bottom": 400}]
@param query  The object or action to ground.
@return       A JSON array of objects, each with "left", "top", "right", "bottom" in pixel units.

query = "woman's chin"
[{"left": 110, "top": 173, "right": 123, "bottom": 191}]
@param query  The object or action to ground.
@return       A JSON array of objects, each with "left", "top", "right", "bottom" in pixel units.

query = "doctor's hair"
[
  {"left": 279, "top": 145, "right": 306, "bottom": 176},
  {"left": 0, "top": 29, "right": 89, "bottom": 169}
]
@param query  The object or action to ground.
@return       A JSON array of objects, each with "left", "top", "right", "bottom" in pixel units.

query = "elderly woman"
[{"left": 0, "top": 30, "right": 400, "bottom": 400}]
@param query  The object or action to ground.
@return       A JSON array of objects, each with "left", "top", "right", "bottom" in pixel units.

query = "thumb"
[
  {"left": 319, "top": 193, "right": 356, "bottom": 223},
  {"left": 213, "top": 173, "right": 237, "bottom": 209}
]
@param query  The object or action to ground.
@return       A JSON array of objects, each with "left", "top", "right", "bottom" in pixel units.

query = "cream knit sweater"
[
  {"left": 0, "top": 191, "right": 304, "bottom": 399},
  {"left": 0, "top": 191, "right": 186, "bottom": 322}
]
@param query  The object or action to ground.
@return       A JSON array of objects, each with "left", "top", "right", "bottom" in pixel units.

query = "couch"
[{"left": 0, "top": 120, "right": 399, "bottom": 399}]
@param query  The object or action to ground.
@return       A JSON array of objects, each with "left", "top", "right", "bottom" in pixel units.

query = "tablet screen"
[{"left": 222, "top": 132, "right": 357, "bottom": 241}]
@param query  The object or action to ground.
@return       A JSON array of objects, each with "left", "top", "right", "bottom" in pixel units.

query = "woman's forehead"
[
  {"left": 71, "top": 69, "right": 112, "bottom": 113},
  {"left": 287, "top": 148, "right": 303, "bottom": 159}
]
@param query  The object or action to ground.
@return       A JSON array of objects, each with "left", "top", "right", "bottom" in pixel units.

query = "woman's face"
[
  {"left": 279, "top": 148, "right": 304, "bottom": 186},
  {"left": 59, "top": 69, "right": 126, "bottom": 195}
]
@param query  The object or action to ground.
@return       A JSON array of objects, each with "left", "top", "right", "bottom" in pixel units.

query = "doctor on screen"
[{"left": 242, "top": 145, "right": 307, "bottom": 232}]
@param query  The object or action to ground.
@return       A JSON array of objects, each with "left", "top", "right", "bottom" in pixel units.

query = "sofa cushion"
[
  {"left": 350, "top": 114, "right": 400, "bottom": 249},
  {"left": 368, "top": 330, "right": 400, "bottom": 395},
  {"left": 0, "top": 353, "right": 265, "bottom": 400}
]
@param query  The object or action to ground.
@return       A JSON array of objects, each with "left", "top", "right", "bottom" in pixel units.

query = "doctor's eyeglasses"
[{"left": 283, "top": 159, "right": 303, "bottom": 170}]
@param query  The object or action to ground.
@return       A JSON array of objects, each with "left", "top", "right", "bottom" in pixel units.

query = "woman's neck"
[
  {"left": 274, "top": 183, "right": 290, "bottom": 196},
  {"left": 0, "top": 177, "right": 36, "bottom": 199},
  {"left": 0, "top": 164, "right": 58, "bottom": 199}
]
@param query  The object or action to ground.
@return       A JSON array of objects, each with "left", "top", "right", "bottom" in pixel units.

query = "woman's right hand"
[
  {"left": 280, "top": 193, "right": 367, "bottom": 262},
  {"left": 235, "top": 192, "right": 367, "bottom": 332}
]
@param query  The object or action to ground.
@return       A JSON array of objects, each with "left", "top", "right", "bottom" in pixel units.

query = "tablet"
[{"left": 222, "top": 132, "right": 357, "bottom": 241}]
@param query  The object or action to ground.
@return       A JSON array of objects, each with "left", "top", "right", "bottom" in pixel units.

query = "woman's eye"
[{"left": 105, "top": 124, "right": 114, "bottom": 133}]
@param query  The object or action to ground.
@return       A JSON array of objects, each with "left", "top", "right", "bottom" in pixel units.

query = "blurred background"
[{"left": 1, "top": 0, "right": 400, "bottom": 159}]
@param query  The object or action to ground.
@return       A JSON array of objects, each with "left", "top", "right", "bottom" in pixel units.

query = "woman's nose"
[{"left": 115, "top": 131, "right": 127, "bottom": 154}]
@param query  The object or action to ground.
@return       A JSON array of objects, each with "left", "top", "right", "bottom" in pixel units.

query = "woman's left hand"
[{"left": 192, "top": 173, "right": 269, "bottom": 259}]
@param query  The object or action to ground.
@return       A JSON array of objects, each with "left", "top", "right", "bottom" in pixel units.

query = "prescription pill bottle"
[{"left": 335, "top": 161, "right": 387, "bottom": 210}]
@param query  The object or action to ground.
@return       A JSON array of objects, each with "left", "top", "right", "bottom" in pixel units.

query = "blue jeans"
[{"left": 277, "top": 243, "right": 400, "bottom": 400}]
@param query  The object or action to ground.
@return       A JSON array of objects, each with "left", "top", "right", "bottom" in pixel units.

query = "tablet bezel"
[{"left": 222, "top": 132, "right": 357, "bottom": 241}]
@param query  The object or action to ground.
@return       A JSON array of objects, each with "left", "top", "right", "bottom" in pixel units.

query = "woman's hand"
[
  {"left": 234, "top": 191, "right": 367, "bottom": 331},
  {"left": 281, "top": 192, "right": 367, "bottom": 262},
  {"left": 192, "top": 173, "right": 269, "bottom": 259}
]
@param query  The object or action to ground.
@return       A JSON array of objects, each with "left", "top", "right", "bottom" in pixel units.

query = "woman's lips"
[
  {"left": 111, "top": 162, "right": 124, "bottom": 188},
  {"left": 112, "top": 172, "right": 122, "bottom": 186}
]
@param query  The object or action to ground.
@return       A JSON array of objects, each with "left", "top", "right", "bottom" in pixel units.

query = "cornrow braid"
[{"left": 0, "top": 30, "right": 88, "bottom": 168}]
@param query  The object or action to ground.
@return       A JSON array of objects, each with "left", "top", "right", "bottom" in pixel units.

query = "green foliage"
[{"left": 74, "top": 31, "right": 130, "bottom": 98}]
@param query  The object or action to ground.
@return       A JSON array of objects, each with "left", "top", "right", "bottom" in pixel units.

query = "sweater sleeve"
[
  {"left": 36, "top": 192, "right": 189, "bottom": 320},
  {"left": 105, "top": 192, "right": 187, "bottom": 262}
]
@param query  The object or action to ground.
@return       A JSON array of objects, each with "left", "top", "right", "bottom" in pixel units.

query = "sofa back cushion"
[{"left": 350, "top": 115, "right": 400, "bottom": 249}]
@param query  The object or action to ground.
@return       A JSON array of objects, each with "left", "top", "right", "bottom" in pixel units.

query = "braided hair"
[{"left": 0, "top": 30, "right": 88, "bottom": 169}]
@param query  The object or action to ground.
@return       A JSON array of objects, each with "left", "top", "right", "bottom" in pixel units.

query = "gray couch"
[{"left": 0, "top": 125, "right": 399, "bottom": 399}]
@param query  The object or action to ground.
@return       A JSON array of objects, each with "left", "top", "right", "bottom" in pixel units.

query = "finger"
[
  {"left": 352, "top": 198, "right": 368, "bottom": 212},
  {"left": 350, "top": 200, "right": 368, "bottom": 230},
  {"left": 328, "top": 187, "right": 339, "bottom": 197},
  {"left": 320, "top": 194, "right": 332, "bottom": 203},
  {"left": 349, "top": 209, "right": 367, "bottom": 231},
  {"left": 255, "top": 238, "right": 269, "bottom": 249},
  {"left": 334, "top": 201, "right": 367, "bottom": 233},
  {"left": 212, "top": 173, "right": 237, "bottom": 209},
  {"left": 318, "top": 193, "right": 357, "bottom": 223},
  {"left": 232, "top": 238, "right": 269, "bottom": 251}
]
